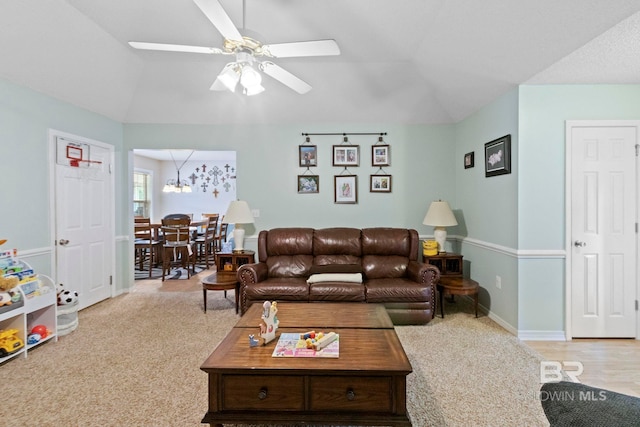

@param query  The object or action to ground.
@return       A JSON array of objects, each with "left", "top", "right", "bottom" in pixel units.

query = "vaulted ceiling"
[{"left": 2, "top": 0, "right": 640, "bottom": 125}]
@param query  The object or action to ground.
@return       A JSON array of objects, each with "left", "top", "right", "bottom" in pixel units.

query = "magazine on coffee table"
[{"left": 272, "top": 332, "right": 339, "bottom": 358}]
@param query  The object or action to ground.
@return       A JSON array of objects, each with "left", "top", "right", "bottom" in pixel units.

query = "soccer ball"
[{"left": 58, "top": 290, "right": 79, "bottom": 305}]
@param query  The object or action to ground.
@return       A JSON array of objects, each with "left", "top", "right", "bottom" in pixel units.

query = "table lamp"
[
  {"left": 223, "top": 200, "right": 254, "bottom": 252},
  {"left": 422, "top": 200, "right": 458, "bottom": 253}
]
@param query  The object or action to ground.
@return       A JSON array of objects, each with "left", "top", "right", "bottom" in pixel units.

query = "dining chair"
[
  {"left": 134, "top": 218, "right": 161, "bottom": 278},
  {"left": 214, "top": 217, "right": 229, "bottom": 253},
  {"left": 195, "top": 216, "right": 218, "bottom": 269},
  {"left": 160, "top": 216, "right": 195, "bottom": 281}
]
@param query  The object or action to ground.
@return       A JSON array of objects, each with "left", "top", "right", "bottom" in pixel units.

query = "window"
[{"left": 133, "top": 171, "right": 151, "bottom": 218}]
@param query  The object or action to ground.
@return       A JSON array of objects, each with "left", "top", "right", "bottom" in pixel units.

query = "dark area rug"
[{"left": 134, "top": 265, "right": 204, "bottom": 280}]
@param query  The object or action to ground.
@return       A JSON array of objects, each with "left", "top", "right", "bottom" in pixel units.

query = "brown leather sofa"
[{"left": 237, "top": 227, "right": 440, "bottom": 325}]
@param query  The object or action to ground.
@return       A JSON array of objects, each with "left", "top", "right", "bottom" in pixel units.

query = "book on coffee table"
[{"left": 272, "top": 332, "right": 339, "bottom": 358}]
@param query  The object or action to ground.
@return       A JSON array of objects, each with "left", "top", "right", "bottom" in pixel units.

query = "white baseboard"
[{"left": 517, "top": 330, "right": 567, "bottom": 341}]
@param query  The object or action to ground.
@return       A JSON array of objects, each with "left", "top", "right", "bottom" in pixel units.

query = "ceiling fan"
[{"left": 129, "top": 0, "right": 340, "bottom": 95}]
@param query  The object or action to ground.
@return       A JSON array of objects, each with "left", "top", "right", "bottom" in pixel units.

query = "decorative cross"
[
  {"left": 210, "top": 166, "right": 224, "bottom": 186},
  {"left": 201, "top": 164, "right": 207, "bottom": 172},
  {"left": 188, "top": 173, "right": 198, "bottom": 185},
  {"left": 223, "top": 182, "right": 231, "bottom": 192},
  {"left": 224, "top": 163, "right": 230, "bottom": 172},
  {"left": 200, "top": 182, "right": 208, "bottom": 192},
  {"left": 195, "top": 167, "right": 200, "bottom": 173},
  {"left": 212, "top": 188, "right": 219, "bottom": 198}
]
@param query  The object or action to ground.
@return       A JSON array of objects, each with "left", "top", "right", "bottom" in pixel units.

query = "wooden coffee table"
[{"left": 200, "top": 303, "right": 413, "bottom": 426}]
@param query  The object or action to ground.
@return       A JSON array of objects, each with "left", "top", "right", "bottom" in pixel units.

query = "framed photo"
[
  {"left": 299, "top": 145, "right": 317, "bottom": 167},
  {"left": 464, "top": 151, "right": 474, "bottom": 169},
  {"left": 297, "top": 175, "right": 319, "bottom": 193},
  {"left": 372, "top": 145, "right": 390, "bottom": 166},
  {"left": 370, "top": 175, "right": 391, "bottom": 193},
  {"left": 334, "top": 175, "right": 357, "bottom": 203},
  {"left": 332, "top": 145, "right": 359, "bottom": 167},
  {"left": 485, "top": 135, "right": 511, "bottom": 177}
]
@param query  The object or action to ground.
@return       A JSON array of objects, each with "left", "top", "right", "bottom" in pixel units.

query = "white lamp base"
[
  {"left": 433, "top": 227, "right": 447, "bottom": 253},
  {"left": 232, "top": 226, "right": 245, "bottom": 252}
]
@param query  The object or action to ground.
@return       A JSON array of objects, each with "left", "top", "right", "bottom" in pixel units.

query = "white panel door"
[
  {"left": 571, "top": 125, "right": 637, "bottom": 338},
  {"left": 54, "top": 136, "right": 113, "bottom": 309}
]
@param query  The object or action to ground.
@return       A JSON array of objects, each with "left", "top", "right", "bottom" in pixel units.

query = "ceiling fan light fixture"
[
  {"left": 213, "top": 63, "right": 240, "bottom": 92},
  {"left": 243, "top": 83, "right": 265, "bottom": 96},
  {"left": 240, "top": 64, "right": 262, "bottom": 88}
]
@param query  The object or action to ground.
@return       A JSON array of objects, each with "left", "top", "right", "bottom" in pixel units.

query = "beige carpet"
[{"left": 4, "top": 288, "right": 549, "bottom": 426}]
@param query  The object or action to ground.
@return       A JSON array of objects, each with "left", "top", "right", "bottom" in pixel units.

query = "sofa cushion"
[
  {"left": 309, "top": 282, "right": 366, "bottom": 302},
  {"left": 362, "top": 255, "right": 409, "bottom": 279},
  {"left": 362, "top": 228, "right": 411, "bottom": 257},
  {"left": 267, "top": 255, "right": 313, "bottom": 278},
  {"left": 244, "top": 278, "right": 309, "bottom": 301},
  {"left": 365, "top": 278, "right": 432, "bottom": 302},
  {"left": 313, "top": 228, "right": 362, "bottom": 266},
  {"left": 307, "top": 273, "right": 363, "bottom": 284}
]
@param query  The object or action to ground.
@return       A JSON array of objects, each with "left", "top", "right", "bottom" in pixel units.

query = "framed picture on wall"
[
  {"left": 299, "top": 145, "right": 317, "bottom": 167},
  {"left": 372, "top": 145, "right": 390, "bottom": 166},
  {"left": 297, "top": 175, "right": 319, "bottom": 193},
  {"left": 332, "top": 145, "right": 359, "bottom": 166},
  {"left": 370, "top": 175, "right": 391, "bottom": 192},
  {"left": 485, "top": 135, "right": 511, "bottom": 177},
  {"left": 464, "top": 151, "right": 474, "bottom": 169},
  {"left": 334, "top": 175, "right": 357, "bottom": 203}
]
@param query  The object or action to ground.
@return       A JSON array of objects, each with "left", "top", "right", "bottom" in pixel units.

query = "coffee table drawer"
[
  {"left": 309, "top": 376, "right": 392, "bottom": 412},
  {"left": 222, "top": 375, "right": 305, "bottom": 410}
]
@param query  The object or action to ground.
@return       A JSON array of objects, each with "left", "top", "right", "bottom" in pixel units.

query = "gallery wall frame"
[
  {"left": 464, "top": 151, "right": 474, "bottom": 169},
  {"left": 297, "top": 175, "right": 319, "bottom": 193},
  {"left": 334, "top": 175, "right": 357, "bottom": 203},
  {"left": 332, "top": 145, "right": 360, "bottom": 167},
  {"left": 485, "top": 135, "right": 511, "bottom": 177},
  {"left": 299, "top": 145, "right": 317, "bottom": 167},
  {"left": 372, "top": 144, "right": 390, "bottom": 166},
  {"left": 370, "top": 175, "right": 391, "bottom": 193}
]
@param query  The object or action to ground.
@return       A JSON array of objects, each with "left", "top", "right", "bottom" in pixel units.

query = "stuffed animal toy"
[{"left": 0, "top": 275, "right": 19, "bottom": 307}]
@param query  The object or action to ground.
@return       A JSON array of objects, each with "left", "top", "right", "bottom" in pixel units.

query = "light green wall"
[
  {"left": 123, "top": 123, "right": 456, "bottom": 235},
  {"left": 454, "top": 89, "right": 520, "bottom": 327},
  {"left": 517, "top": 84, "right": 640, "bottom": 333},
  {"left": 0, "top": 79, "right": 123, "bottom": 276}
]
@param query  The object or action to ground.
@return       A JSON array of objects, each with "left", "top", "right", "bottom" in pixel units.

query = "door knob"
[
  {"left": 58, "top": 239, "right": 70, "bottom": 246},
  {"left": 574, "top": 240, "right": 586, "bottom": 247}
]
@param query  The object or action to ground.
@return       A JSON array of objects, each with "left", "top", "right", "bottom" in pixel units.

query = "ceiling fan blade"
[
  {"left": 260, "top": 62, "right": 312, "bottom": 94},
  {"left": 263, "top": 40, "right": 340, "bottom": 58},
  {"left": 193, "top": 0, "right": 242, "bottom": 42},
  {"left": 129, "top": 41, "right": 224, "bottom": 55}
]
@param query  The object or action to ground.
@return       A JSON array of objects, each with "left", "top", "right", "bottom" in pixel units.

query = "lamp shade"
[
  {"left": 223, "top": 201, "right": 255, "bottom": 224},
  {"left": 422, "top": 201, "right": 458, "bottom": 227}
]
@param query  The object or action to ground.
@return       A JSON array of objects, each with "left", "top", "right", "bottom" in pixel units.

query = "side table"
[
  {"left": 202, "top": 272, "right": 240, "bottom": 314},
  {"left": 437, "top": 277, "right": 479, "bottom": 318}
]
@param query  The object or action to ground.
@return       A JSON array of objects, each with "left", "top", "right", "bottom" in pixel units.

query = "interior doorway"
[{"left": 566, "top": 120, "right": 639, "bottom": 339}]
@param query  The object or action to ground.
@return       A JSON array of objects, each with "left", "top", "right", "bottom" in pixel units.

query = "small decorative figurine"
[
  {"left": 248, "top": 334, "right": 259, "bottom": 347},
  {"left": 254, "top": 300, "right": 279, "bottom": 346}
]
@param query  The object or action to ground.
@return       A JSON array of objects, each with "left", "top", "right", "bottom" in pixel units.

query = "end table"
[{"left": 437, "top": 276, "right": 479, "bottom": 318}]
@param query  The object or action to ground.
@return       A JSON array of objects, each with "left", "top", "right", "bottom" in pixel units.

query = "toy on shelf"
[
  {"left": 0, "top": 328, "right": 24, "bottom": 357},
  {"left": 0, "top": 274, "right": 19, "bottom": 307},
  {"left": 253, "top": 301, "right": 279, "bottom": 346}
]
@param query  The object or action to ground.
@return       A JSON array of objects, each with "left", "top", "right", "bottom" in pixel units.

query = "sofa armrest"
[
  {"left": 237, "top": 263, "right": 269, "bottom": 315},
  {"left": 407, "top": 260, "right": 440, "bottom": 285}
]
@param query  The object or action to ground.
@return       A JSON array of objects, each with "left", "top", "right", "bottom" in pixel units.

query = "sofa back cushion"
[
  {"left": 260, "top": 228, "right": 314, "bottom": 278},
  {"left": 361, "top": 228, "right": 415, "bottom": 279},
  {"left": 313, "top": 228, "right": 362, "bottom": 266}
]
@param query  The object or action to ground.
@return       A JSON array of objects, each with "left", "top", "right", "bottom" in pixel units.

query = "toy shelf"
[{"left": 0, "top": 260, "right": 57, "bottom": 365}]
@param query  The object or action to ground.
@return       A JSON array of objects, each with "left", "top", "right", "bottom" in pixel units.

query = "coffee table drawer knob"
[
  {"left": 346, "top": 388, "right": 355, "bottom": 401},
  {"left": 258, "top": 388, "right": 268, "bottom": 400}
]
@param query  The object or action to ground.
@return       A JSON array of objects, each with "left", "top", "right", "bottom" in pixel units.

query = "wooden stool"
[
  {"left": 437, "top": 277, "right": 479, "bottom": 318},
  {"left": 201, "top": 272, "right": 239, "bottom": 314}
]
